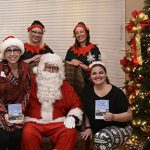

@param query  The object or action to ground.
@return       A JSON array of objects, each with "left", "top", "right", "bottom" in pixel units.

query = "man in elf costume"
[{"left": 21, "top": 53, "right": 83, "bottom": 150}]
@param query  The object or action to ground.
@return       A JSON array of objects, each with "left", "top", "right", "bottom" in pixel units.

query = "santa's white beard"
[{"left": 36, "top": 71, "right": 63, "bottom": 104}]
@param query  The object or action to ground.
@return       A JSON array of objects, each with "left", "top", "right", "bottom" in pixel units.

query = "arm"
[
  {"left": 104, "top": 87, "right": 133, "bottom": 122},
  {"left": 80, "top": 115, "right": 92, "bottom": 140},
  {"left": 63, "top": 81, "right": 83, "bottom": 128},
  {"left": 79, "top": 63, "right": 90, "bottom": 72},
  {"left": 112, "top": 107, "right": 133, "bottom": 122},
  {"left": 23, "top": 54, "right": 41, "bottom": 64},
  {"left": 104, "top": 107, "right": 133, "bottom": 122}
]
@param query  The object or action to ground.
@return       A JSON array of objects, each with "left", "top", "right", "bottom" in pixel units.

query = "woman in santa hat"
[
  {"left": 0, "top": 36, "right": 30, "bottom": 150},
  {"left": 21, "top": 20, "right": 54, "bottom": 71}
]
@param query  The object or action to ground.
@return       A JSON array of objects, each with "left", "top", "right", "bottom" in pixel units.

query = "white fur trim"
[
  {"left": 33, "top": 66, "right": 38, "bottom": 74},
  {"left": 37, "top": 53, "right": 65, "bottom": 80},
  {"left": 0, "top": 37, "right": 24, "bottom": 59},
  {"left": 39, "top": 101, "right": 53, "bottom": 122},
  {"left": 89, "top": 61, "right": 105, "bottom": 68},
  {"left": 24, "top": 116, "right": 66, "bottom": 124},
  {"left": 67, "top": 107, "right": 83, "bottom": 125}
]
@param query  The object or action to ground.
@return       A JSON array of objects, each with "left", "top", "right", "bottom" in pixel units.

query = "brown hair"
[
  {"left": 90, "top": 64, "right": 110, "bottom": 84},
  {"left": 73, "top": 22, "right": 90, "bottom": 48}
]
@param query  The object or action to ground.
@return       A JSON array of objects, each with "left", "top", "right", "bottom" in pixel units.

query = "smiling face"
[
  {"left": 90, "top": 65, "right": 107, "bottom": 86},
  {"left": 29, "top": 27, "right": 43, "bottom": 45},
  {"left": 74, "top": 26, "right": 87, "bottom": 46},
  {"left": 4, "top": 46, "right": 21, "bottom": 64}
]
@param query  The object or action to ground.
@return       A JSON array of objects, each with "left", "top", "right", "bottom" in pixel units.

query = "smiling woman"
[
  {"left": 21, "top": 20, "right": 54, "bottom": 72},
  {"left": 65, "top": 22, "right": 101, "bottom": 83},
  {"left": 81, "top": 61, "right": 133, "bottom": 150},
  {"left": 4, "top": 46, "right": 21, "bottom": 68},
  {"left": 0, "top": 36, "right": 30, "bottom": 150}
]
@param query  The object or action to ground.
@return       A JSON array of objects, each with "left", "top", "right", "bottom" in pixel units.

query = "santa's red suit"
[{"left": 22, "top": 74, "right": 83, "bottom": 150}]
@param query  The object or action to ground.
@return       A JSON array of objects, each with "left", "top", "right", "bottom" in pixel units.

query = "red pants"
[{"left": 21, "top": 122, "right": 78, "bottom": 150}]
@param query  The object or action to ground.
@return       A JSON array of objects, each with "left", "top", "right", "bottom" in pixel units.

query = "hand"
[
  {"left": 4, "top": 114, "right": 13, "bottom": 126},
  {"left": 103, "top": 112, "right": 113, "bottom": 121},
  {"left": 65, "top": 61, "right": 74, "bottom": 65},
  {"left": 4, "top": 114, "right": 9, "bottom": 122},
  {"left": 4, "top": 114, "right": 24, "bottom": 124},
  {"left": 64, "top": 116, "right": 75, "bottom": 128},
  {"left": 79, "top": 63, "right": 88, "bottom": 70},
  {"left": 80, "top": 128, "right": 92, "bottom": 140},
  {"left": 71, "top": 59, "right": 82, "bottom": 66},
  {"left": 32, "top": 54, "right": 41, "bottom": 62}
]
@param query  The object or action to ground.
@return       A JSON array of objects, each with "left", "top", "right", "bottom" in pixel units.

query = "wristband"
[
  {"left": 85, "top": 126, "right": 91, "bottom": 129},
  {"left": 68, "top": 115, "right": 79, "bottom": 124}
]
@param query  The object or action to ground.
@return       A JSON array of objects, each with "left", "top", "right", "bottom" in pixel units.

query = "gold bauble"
[
  {"left": 136, "top": 83, "right": 141, "bottom": 88},
  {"left": 125, "top": 67, "right": 131, "bottom": 73},
  {"left": 147, "top": 47, "right": 150, "bottom": 56}
]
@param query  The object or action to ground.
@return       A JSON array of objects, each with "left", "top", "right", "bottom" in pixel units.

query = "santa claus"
[{"left": 22, "top": 53, "right": 83, "bottom": 150}]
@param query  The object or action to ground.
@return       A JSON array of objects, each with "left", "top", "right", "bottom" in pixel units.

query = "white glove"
[{"left": 64, "top": 116, "right": 76, "bottom": 128}]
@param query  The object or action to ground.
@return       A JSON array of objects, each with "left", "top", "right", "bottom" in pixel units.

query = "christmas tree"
[{"left": 120, "top": 1, "right": 150, "bottom": 149}]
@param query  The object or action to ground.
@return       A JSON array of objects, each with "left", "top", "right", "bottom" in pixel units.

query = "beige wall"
[{"left": 125, "top": 0, "right": 145, "bottom": 50}]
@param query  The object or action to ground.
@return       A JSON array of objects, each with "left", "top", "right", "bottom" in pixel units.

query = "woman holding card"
[
  {"left": 0, "top": 36, "right": 30, "bottom": 150},
  {"left": 80, "top": 61, "right": 133, "bottom": 150}
]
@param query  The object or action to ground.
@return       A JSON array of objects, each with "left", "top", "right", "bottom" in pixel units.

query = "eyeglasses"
[
  {"left": 44, "top": 63, "right": 59, "bottom": 73},
  {"left": 5, "top": 49, "right": 21, "bottom": 55},
  {"left": 31, "top": 30, "right": 43, "bottom": 36}
]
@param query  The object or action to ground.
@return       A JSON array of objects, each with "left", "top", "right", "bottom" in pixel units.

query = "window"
[{"left": 0, "top": 0, "right": 125, "bottom": 87}]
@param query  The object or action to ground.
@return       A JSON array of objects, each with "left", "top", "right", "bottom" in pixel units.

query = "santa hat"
[
  {"left": 33, "top": 53, "right": 65, "bottom": 80},
  {"left": 27, "top": 20, "right": 45, "bottom": 32},
  {"left": 0, "top": 36, "right": 25, "bottom": 60}
]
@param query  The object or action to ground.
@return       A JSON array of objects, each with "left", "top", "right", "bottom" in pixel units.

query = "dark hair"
[
  {"left": 90, "top": 64, "right": 110, "bottom": 84},
  {"left": 31, "top": 20, "right": 45, "bottom": 29},
  {"left": 73, "top": 22, "right": 90, "bottom": 48}
]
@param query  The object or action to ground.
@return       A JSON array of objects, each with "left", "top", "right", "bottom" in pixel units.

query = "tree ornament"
[
  {"left": 141, "top": 125, "right": 150, "bottom": 133},
  {"left": 127, "top": 85, "right": 136, "bottom": 92},
  {"left": 125, "top": 67, "right": 131, "bottom": 73},
  {"left": 136, "top": 83, "right": 142, "bottom": 89},
  {"left": 125, "top": 10, "right": 150, "bottom": 65},
  {"left": 147, "top": 47, "right": 150, "bottom": 56}
]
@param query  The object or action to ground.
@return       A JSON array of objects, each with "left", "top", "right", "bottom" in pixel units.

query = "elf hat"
[
  {"left": 74, "top": 22, "right": 89, "bottom": 32},
  {"left": 27, "top": 20, "right": 45, "bottom": 32},
  {"left": 0, "top": 36, "right": 25, "bottom": 60}
]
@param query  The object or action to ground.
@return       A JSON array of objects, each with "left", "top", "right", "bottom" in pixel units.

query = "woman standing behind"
[
  {"left": 0, "top": 36, "right": 30, "bottom": 150},
  {"left": 80, "top": 61, "right": 133, "bottom": 150},
  {"left": 65, "top": 22, "right": 101, "bottom": 82},
  {"left": 21, "top": 20, "right": 53, "bottom": 69}
]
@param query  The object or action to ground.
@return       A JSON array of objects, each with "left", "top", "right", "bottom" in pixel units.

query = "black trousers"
[{"left": 0, "top": 128, "right": 22, "bottom": 150}]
